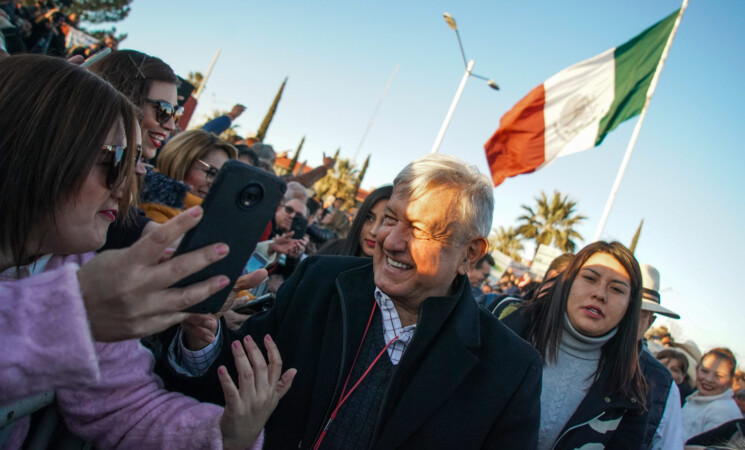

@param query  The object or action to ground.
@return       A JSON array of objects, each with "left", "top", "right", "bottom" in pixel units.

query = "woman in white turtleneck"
[{"left": 502, "top": 241, "right": 648, "bottom": 450}]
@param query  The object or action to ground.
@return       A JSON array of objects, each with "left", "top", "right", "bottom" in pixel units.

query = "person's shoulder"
[
  {"left": 301, "top": 255, "right": 371, "bottom": 272},
  {"left": 640, "top": 349, "right": 673, "bottom": 380},
  {"left": 477, "top": 308, "right": 541, "bottom": 365}
]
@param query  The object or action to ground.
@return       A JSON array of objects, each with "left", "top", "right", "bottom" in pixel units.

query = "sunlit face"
[
  {"left": 184, "top": 149, "right": 230, "bottom": 199},
  {"left": 696, "top": 355, "right": 734, "bottom": 397},
  {"left": 659, "top": 357, "right": 686, "bottom": 385},
  {"left": 275, "top": 198, "right": 307, "bottom": 232},
  {"left": 358, "top": 198, "right": 388, "bottom": 257},
  {"left": 141, "top": 81, "right": 178, "bottom": 160},
  {"left": 373, "top": 189, "right": 472, "bottom": 308},
  {"left": 566, "top": 252, "right": 631, "bottom": 337},
  {"left": 39, "top": 121, "right": 126, "bottom": 254}
]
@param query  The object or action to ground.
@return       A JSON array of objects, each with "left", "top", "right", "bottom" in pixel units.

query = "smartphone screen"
[{"left": 170, "top": 160, "right": 286, "bottom": 314}]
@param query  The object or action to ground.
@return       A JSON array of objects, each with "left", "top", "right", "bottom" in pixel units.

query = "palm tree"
[
  {"left": 488, "top": 226, "right": 524, "bottom": 262},
  {"left": 313, "top": 157, "right": 359, "bottom": 209},
  {"left": 517, "top": 190, "right": 586, "bottom": 254}
]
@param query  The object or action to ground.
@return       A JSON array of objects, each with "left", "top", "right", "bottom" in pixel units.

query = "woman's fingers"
[
  {"left": 231, "top": 339, "right": 256, "bottom": 399},
  {"left": 242, "top": 335, "right": 269, "bottom": 394},
  {"left": 217, "top": 365, "right": 241, "bottom": 410},
  {"left": 277, "top": 368, "right": 297, "bottom": 397},
  {"left": 264, "top": 335, "right": 284, "bottom": 384}
]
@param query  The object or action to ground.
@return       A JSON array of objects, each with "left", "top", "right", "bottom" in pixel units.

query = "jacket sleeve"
[
  {"left": 0, "top": 263, "right": 99, "bottom": 405},
  {"left": 484, "top": 351, "right": 542, "bottom": 449},
  {"left": 56, "top": 340, "right": 228, "bottom": 449},
  {"left": 201, "top": 115, "right": 232, "bottom": 135}
]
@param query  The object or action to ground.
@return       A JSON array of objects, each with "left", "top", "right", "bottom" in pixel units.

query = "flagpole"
[
  {"left": 592, "top": 0, "right": 688, "bottom": 242},
  {"left": 194, "top": 49, "right": 221, "bottom": 101},
  {"left": 353, "top": 64, "right": 399, "bottom": 163}
]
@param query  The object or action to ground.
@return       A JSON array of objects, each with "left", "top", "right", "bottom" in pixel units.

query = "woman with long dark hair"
[
  {"left": 502, "top": 241, "right": 648, "bottom": 449},
  {"left": 317, "top": 185, "right": 392, "bottom": 257},
  {"left": 0, "top": 55, "right": 292, "bottom": 449}
]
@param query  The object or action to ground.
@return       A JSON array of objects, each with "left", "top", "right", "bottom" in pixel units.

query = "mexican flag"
[{"left": 484, "top": 9, "right": 680, "bottom": 187}]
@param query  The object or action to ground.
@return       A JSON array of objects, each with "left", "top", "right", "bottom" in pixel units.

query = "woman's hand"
[
  {"left": 219, "top": 335, "right": 296, "bottom": 450},
  {"left": 77, "top": 206, "right": 231, "bottom": 342},
  {"left": 181, "top": 269, "right": 267, "bottom": 350}
]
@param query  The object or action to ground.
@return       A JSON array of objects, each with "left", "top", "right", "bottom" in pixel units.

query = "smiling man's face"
[{"left": 373, "top": 188, "right": 471, "bottom": 308}]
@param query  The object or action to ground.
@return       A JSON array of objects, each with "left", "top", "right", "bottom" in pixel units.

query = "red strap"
[{"left": 313, "top": 300, "right": 398, "bottom": 450}]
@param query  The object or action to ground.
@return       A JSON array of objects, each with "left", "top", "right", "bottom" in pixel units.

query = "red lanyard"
[{"left": 313, "top": 300, "right": 399, "bottom": 450}]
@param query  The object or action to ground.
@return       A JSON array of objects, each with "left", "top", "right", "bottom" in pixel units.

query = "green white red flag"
[{"left": 484, "top": 9, "right": 680, "bottom": 187}]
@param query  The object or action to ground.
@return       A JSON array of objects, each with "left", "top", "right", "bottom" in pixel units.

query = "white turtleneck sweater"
[{"left": 537, "top": 315, "right": 618, "bottom": 450}]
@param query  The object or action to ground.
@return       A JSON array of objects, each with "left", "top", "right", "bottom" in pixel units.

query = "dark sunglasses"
[
  {"left": 195, "top": 159, "right": 220, "bottom": 181},
  {"left": 101, "top": 144, "right": 143, "bottom": 187},
  {"left": 283, "top": 205, "right": 300, "bottom": 217},
  {"left": 145, "top": 98, "right": 184, "bottom": 125}
]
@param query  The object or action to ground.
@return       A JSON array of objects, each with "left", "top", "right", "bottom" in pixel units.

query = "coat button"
[
  {"left": 604, "top": 397, "right": 611, "bottom": 403},
  {"left": 631, "top": 398, "right": 637, "bottom": 403}
]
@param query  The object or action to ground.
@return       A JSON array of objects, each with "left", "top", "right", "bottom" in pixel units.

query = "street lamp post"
[{"left": 430, "top": 13, "right": 499, "bottom": 154}]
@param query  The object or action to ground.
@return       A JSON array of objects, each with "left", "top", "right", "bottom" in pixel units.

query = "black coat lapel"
[{"left": 375, "top": 276, "right": 481, "bottom": 448}]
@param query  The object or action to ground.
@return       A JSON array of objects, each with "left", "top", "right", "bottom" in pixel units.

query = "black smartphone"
[
  {"left": 171, "top": 160, "right": 286, "bottom": 314},
  {"left": 232, "top": 293, "right": 275, "bottom": 315},
  {"left": 290, "top": 215, "right": 308, "bottom": 239}
]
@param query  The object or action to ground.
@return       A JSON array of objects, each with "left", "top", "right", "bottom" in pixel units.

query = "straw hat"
[{"left": 640, "top": 263, "right": 680, "bottom": 319}]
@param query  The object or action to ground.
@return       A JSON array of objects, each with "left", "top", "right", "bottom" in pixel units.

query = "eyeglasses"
[
  {"left": 283, "top": 205, "right": 300, "bottom": 217},
  {"left": 145, "top": 98, "right": 184, "bottom": 125},
  {"left": 195, "top": 159, "right": 219, "bottom": 181},
  {"left": 101, "top": 144, "right": 142, "bottom": 187}
]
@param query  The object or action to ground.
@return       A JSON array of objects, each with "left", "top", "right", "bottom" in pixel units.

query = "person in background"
[
  {"left": 502, "top": 241, "right": 650, "bottom": 449},
  {"left": 140, "top": 130, "right": 237, "bottom": 223},
  {"left": 635, "top": 263, "right": 684, "bottom": 449},
  {"left": 90, "top": 49, "right": 181, "bottom": 250},
  {"left": 317, "top": 185, "right": 393, "bottom": 257},
  {"left": 657, "top": 349, "right": 695, "bottom": 405},
  {"left": 201, "top": 104, "right": 246, "bottom": 136},
  {"left": 235, "top": 143, "right": 259, "bottom": 166},
  {"left": 682, "top": 348, "right": 742, "bottom": 440},
  {"left": 467, "top": 253, "right": 495, "bottom": 307}
]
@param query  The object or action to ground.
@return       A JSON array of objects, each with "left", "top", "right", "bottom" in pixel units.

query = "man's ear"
[{"left": 457, "top": 237, "right": 488, "bottom": 275}]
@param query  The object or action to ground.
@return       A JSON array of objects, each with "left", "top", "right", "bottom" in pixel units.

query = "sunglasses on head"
[
  {"left": 145, "top": 98, "right": 184, "bottom": 125},
  {"left": 101, "top": 144, "right": 143, "bottom": 188}
]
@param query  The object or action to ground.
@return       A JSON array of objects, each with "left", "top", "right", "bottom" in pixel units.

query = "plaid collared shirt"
[{"left": 374, "top": 288, "right": 417, "bottom": 365}]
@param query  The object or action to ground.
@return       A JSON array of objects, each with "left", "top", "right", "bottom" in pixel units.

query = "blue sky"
[{"left": 116, "top": 0, "right": 744, "bottom": 360}]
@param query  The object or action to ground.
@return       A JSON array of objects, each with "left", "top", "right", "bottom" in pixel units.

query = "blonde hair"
[{"left": 156, "top": 130, "right": 238, "bottom": 181}]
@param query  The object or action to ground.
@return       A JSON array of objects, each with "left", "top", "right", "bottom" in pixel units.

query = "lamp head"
[
  {"left": 443, "top": 12, "right": 457, "bottom": 31},
  {"left": 487, "top": 80, "right": 500, "bottom": 91}
]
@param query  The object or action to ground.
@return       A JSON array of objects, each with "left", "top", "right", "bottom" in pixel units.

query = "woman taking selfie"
[
  {"left": 140, "top": 129, "right": 237, "bottom": 223},
  {"left": 502, "top": 241, "right": 648, "bottom": 449},
  {"left": 0, "top": 55, "right": 293, "bottom": 449}
]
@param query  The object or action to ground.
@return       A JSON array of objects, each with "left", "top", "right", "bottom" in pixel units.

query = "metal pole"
[
  {"left": 431, "top": 59, "right": 475, "bottom": 154},
  {"left": 592, "top": 0, "right": 688, "bottom": 241},
  {"left": 353, "top": 64, "right": 400, "bottom": 163},
  {"left": 194, "top": 49, "right": 221, "bottom": 101}
]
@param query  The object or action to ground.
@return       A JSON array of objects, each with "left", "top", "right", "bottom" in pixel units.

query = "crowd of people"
[{"left": 1, "top": 7, "right": 743, "bottom": 450}]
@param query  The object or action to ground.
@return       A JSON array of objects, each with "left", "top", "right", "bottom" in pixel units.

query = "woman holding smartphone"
[
  {"left": 0, "top": 55, "right": 294, "bottom": 449},
  {"left": 501, "top": 241, "right": 649, "bottom": 449}
]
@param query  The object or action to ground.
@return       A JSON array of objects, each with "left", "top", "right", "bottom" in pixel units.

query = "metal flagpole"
[
  {"left": 592, "top": 0, "right": 688, "bottom": 242},
  {"left": 194, "top": 49, "right": 221, "bottom": 101},
  {"left": 352, "top": 64, "right": 399, "bottom": 163}
]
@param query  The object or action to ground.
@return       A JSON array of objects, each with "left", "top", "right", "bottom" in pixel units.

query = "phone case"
[
  {"left": 171, "top": 160, "right": 286, "bottom": 314},
  {"left": 290, "top": 215, "right": 308, "bottom": 239}
]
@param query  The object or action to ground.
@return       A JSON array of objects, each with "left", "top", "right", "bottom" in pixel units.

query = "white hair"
[
  {"left": 393, "top": 154, "right": 493, "bottom": 243},
  {"left": 284, "top": 181, "right": 308, "bottom": 203}
]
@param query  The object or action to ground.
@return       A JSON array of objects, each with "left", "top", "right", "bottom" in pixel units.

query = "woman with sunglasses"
[
  {"left": 140, "top": 129, "right": 237, "bottom": 223},
  {"left": 0, "top": 55, "right": 293, "bottom": 449},
  {"left": 501, "top": 241, "right": 649, "bottom": 449},
  {"left": 88, "top": 50, "right": 182, "bottom": 251}
]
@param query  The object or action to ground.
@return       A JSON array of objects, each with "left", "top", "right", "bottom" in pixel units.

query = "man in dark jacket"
[{"left": 160, "top": 154, "right": 542, "bottom": 449}]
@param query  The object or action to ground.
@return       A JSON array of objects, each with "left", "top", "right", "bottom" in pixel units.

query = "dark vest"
[{"left": 640, "top": 348, "right": 673, "bottom": 448}]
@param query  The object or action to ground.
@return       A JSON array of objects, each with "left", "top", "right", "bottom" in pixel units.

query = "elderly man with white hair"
[{"left": 160, "top": 154, "right": 542, "bottom": 449}]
